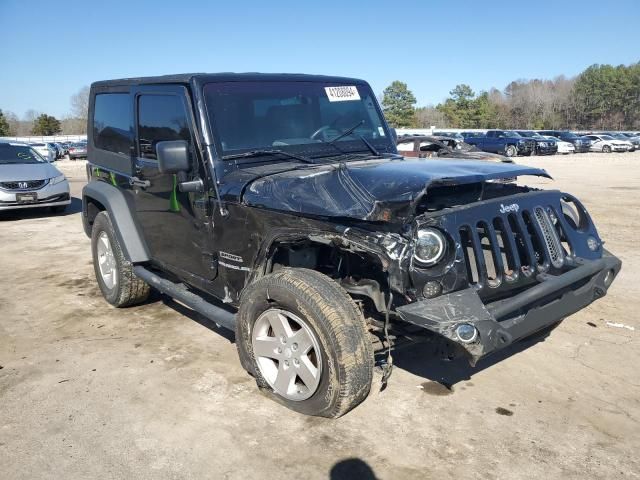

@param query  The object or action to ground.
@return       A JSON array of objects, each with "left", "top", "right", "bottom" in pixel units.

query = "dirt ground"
[{"left": 1, "top": 152, "right": 639, "bottom": 480}]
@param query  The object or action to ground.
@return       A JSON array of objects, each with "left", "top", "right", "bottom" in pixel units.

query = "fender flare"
[{"left": 82, "top": 181, "right": 150, "bottom": 263}]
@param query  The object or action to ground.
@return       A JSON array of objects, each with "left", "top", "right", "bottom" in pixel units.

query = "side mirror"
[
  {"left": 389, "top": 128, "right": 398, "bottom": 142},
  {"left": 156, "top": 140, "right": 190, "bottom": 174}
]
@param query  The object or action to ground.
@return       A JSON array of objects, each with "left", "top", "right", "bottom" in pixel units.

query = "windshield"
[
  {"left": 505, "top": 131, "right": 521, "bottom": 137},
  {"left": 0, "top": 144, "right": 47, "bottom": 165},
  {"left": 601, "top": 135, "right": 615, "bottom": 140},
  {"left": 204, "top": 81, "right": 392, "bottom": 160}
]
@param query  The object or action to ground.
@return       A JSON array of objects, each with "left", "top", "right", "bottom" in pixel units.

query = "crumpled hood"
[
  {"left": 0, "top": 162, "right": 61, "bottom": 182},
  {"left": 242, "top": 157, "right": 550, "bottom": 221}
]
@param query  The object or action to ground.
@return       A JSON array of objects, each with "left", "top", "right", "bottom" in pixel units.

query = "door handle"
[{"left": 129, "top": 176, "right": 151, "bottom": 188}]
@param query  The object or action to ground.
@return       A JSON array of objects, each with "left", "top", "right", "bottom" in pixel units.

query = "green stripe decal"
[
  {"left": 169, "top": 174, "right": 180, "bottom": 212},
  {"left": 109, "top": 172, "right": 117, "bottom": 186}
]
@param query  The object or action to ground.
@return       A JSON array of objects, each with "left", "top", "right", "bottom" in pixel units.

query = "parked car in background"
[
  {"left": 513, "top": 131, "right": 558, "bottom": 155},
  {"left": 67, "top": 142, "right": 88, "bottom": 160},
  {"left": 620, "top": 133, "right": 640, "bottom": 150},
  {"left": 432, "top": 131, "right": 465, "bottom": 142},
  {"left": 544, "top": 136, "right": 575, "bottom": 154},
  {"left": 29, "top": 143, "right": 54, "bottom": 162},
  {"left": 583, "top": 134, "right": 630, "bottom": 153},
  {"left": 47, "top": 142, "right": 64, "bottom": 159},
  {"left": 396, "top": 135, "right": 514, "bottom": 163},
  {"left": 538, "top": 130, "right": 591, "bottom": 153},
  {"left": 606, "top": 133, "right": 637, "bottom": 151},
  {"left": 60, "top": 142, "right": 72, "bottom": 154},
  {"left": 0, "top": 142, "right": 70, "bottom": 212},
  {"left": 464, "top": 130, "right": 535, "bottom": 157},
  {"left": 460, "top": 131, "right": 485, "bottom": 139}
]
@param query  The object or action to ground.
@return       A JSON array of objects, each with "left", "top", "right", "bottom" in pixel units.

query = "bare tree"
[
  {"left": 415, "top": 106, "right": 448, "bottom": 128},
  {"left": 69, "top": 86, "right": 90, "bottom": 134}
]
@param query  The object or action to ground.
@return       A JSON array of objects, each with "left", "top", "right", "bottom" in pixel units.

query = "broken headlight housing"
[{"left": 414, "top": 228, "right": 446, "bottom": 266}]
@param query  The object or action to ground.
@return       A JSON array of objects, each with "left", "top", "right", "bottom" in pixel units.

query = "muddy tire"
[
  {"left": 236, "top": 268, "right": 373, "bottom": 418},
  {"left": 91, "top": 211, "right": 150, "bottom": 307},
  {"left": 505, "top": 145, "right": 517, "bottom": 157}
]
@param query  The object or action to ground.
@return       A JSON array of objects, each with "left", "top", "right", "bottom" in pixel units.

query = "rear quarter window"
[{"left": 93, "top": 93, "right": 133, "bottom": 155}]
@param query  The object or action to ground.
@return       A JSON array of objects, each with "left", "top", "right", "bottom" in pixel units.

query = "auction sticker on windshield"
[{"left": 325, "top": 86, "right": 360, "bottom": 102}]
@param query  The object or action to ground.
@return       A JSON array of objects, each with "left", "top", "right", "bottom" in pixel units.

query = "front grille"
[
  {"left": 459, "top": 205, "right": 566, "bottom": 291},
  {"left": 0, "top": 179, "right": 48, "bottom": 191}
]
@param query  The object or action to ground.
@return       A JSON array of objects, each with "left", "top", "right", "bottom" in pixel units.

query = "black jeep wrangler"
[{"left": 82, "top": 73, "right": 621, "bottom": 418}]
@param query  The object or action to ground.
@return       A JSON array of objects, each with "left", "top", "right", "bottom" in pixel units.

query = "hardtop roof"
[{"left": 91, "top": 72, "right": 368, "bottom": 88}]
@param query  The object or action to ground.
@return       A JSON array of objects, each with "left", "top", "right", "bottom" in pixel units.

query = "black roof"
[{"left": 91, "top": 72, "right": 368, "bottom": 88}]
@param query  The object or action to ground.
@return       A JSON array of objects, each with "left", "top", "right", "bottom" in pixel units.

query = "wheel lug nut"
[
  {"left": 292, "top": 343, "right": 298, "bottom": 351},
  {"left": 284, "top": 360, "right": 290, "bottom": 367},
  {"left": 293, "top": 358, "right": 300, "bottom": 367},
  {"left": 280, "top": 336, "right": 287, "bottom": 344},
  {"left": 277, "top": 347, "right": 282, "bottom": 354}
]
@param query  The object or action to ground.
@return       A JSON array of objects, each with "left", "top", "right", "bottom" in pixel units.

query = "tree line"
[{"left": 382, "top": 61, "right": 640, "bottom": 131}]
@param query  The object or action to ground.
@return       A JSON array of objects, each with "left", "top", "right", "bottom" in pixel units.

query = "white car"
[
  {"left": 545, "top": 136, "right": 575, "bottom": 154},
  {"left": 583, "top": 135, "right": 632, "bottom": 153},
  {"left": 29, "top": 142, "right": 55, "bottom": 161},
  {"left": 0, "top": 142, "right": 70, "bottom": 212}
]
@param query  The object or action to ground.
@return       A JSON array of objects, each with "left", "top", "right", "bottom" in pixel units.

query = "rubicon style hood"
[{"left": 241, "top": 157, "right": 550, "bottom": 221}]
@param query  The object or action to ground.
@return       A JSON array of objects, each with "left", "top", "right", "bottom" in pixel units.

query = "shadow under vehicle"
[{"left": 81, "top": 73, "right": 621, "bottom": 418}]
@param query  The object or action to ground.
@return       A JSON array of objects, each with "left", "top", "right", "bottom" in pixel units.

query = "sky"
[{"left": 1, "top": 0, "right": 638, "bottom": 119}]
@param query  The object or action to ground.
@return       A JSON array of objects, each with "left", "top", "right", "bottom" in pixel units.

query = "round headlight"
[{"left": 414, "top": 228, "right": 446, "bottom": 265}]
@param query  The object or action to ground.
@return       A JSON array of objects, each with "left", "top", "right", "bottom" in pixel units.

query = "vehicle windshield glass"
[
  {"left": 505, "top": 131, "right": 521, "bottom": 137},
  {"left": 601, "top": 135, "right": 615, "bottom": 140},
  {"left": 204, "top": 81, "right": 393, "bottom": 160},
  {"left": 0, "top": 145, "right": 47, "bottom": 165},
  {"left": 562, "top": 132, "right": 578, "bottom": 139}
]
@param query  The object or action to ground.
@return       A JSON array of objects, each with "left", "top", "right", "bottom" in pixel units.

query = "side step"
[{"left": 133, "top": 266, "right": 236, "bottom": 331}]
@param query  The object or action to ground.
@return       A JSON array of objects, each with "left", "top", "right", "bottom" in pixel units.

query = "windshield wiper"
[
  {"left": 357, "top": 134, "right": 380, "bottom": 156},
  {"left": 221, "top": 149, "right": 314, "bottom": 164},
  {"left": 316, "top": 120, "right": 381, "bottom": 158},
  {"left": 329, "top": 120, "right": 365, "bottom": 144}
]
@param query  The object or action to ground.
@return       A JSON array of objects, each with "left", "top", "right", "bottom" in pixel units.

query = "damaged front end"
[
  {"left": 239, "top": 156, "right": 620, "bottom": 366},
  {"left": 395, "top": 189, "right": 622, "bottom": 364}
]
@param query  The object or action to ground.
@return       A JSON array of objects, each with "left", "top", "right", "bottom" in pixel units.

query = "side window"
[
  {"left": 93, "top": 93, "right": 133, "bottom": 155},
  {"left": 137, "top": 94, "right": 191, "bottom": 160}
]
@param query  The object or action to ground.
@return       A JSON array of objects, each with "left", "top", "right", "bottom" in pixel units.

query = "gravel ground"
[{"left": 0, "top": 152, "right": 639, "bottom": 479}]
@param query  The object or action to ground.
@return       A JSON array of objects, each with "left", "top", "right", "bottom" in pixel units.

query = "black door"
[{"left": 131, "top": 85, "right": 214, "bottom": 280}]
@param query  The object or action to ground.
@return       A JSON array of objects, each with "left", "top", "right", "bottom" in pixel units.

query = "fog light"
[
  {"left": 423, "top": 281, "right": 442, "bottom": 299},
  {"left": 604, "top": 269, "right": 615, "bottom": 287},
  {"left": 587, "top": 236, "right": 599, "bottom": 251},
  {"left": 456, "top": 323, "right": 478, "bottom": 343}
]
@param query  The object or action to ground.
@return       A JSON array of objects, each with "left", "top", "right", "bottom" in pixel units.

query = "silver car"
[{"left": 0, "top": 142, "right": 71, "bottom": 212}]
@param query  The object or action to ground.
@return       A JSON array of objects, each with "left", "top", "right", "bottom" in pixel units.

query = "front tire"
[
  {"left": 236, "top": 268, "right": 373, "bottom": 418},
  {"left": 91, "top": 211, "right": 150, "bottom": 307},
  {"left": 505, "top": 145, "right": 517, "bottom": 157},
  {"left": 602, "top": 145, "right": 612, "bottom": 153}
]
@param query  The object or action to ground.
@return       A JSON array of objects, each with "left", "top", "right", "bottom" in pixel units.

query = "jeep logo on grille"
[
  {"left": 499, "top": 203, "right": 520, "bottom": 214},
  {"left": 18, "top": 182, "right": 28, "bottom": 189}
]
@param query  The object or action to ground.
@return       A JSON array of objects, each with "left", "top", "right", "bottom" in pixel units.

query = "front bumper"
[
  {"left": 0, "top": 180, "right": 71, "bottom": 211},
  {"left": 397, "top": 252, "right": 621, "bottom": 364},
  {"left": 535, "top": 144, "right": 558, "bottom": 155}
]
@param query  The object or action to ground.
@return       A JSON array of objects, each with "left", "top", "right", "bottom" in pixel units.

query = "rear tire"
[
  {"left": 236, "top": 268, "right": 373, "bottom": 418},
  {"left": 91, "top": 211, "right": 150, "bottom": 307}
]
